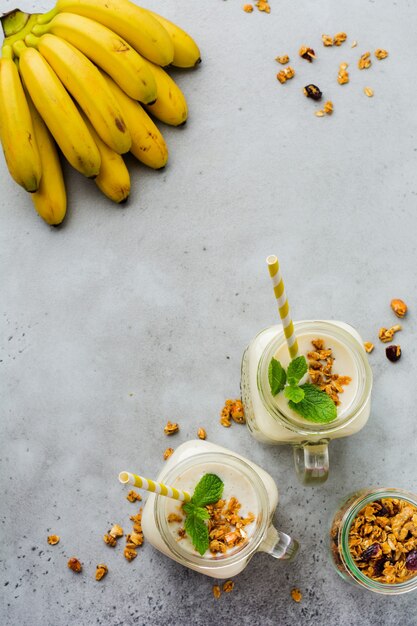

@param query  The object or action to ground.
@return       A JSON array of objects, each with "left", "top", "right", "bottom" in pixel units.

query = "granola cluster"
[
  {"left": 243, "top": 0, "right": 270, "bottom": 13},
  {"left": 276, "top": 66, "right": 295, "bottom": 84},
  {"left": 348, "top": 499, "right": 417, "bottom": 584},
  {"left": 378, "top": 324, "right": 401, "bottom": 343},
  {"left": 125, "top": 510, "right": 144, "bottom": 561},
  {"left": 220, "top": 399, "right": 246, "bottom": 427},
  {"left": 307, "top": 338, "right": 351, "bottom": 405},
  {"left": 164, "top": 421, "right": 179, "bottom": 435}
]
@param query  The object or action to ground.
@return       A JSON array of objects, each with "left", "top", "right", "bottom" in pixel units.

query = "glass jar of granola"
[
  {"left": 330, "top": 488, "right": 417, "bottom": 594},
  {"left": 241, "top": 320, "right": 373, "bottom": 484},
  {"left": 141, "top": 440, "right": 299, "bottom": 579}
]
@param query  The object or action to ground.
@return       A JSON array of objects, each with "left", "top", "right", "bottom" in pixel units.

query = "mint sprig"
[
  {"left": 268, "top": 355, "right": 337, "bottom": 424},
  {"left": 183, "top": 473, "right": 224, "bottom": 555}
]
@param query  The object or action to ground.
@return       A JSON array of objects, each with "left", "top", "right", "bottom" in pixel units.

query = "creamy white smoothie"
[
  {"left": 241, "top": 321, "right": 373, "bottom": 445},
  {"left": 142, "top": 440, "right": 298, "bottom": 578},
  {"left": 164, "top": 461, "right": 258, "bottom": 558}
]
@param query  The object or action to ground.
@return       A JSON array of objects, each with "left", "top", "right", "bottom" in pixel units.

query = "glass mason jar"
[
  {"left": 241, "top": 321, "right": 373, "bottom": 485},
  {"left": 141, "top": 440, "right": 299, "bottom": 579},
  {"left": 330, "top": 488, "right": 417, "bottom": 594}
]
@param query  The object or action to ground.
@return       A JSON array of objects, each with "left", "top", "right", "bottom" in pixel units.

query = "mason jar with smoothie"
[{"left": 241, "top": 257, "right": 373, "bottom": 485}]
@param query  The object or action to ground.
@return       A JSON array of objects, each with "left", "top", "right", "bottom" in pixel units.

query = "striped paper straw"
[
  {"left": 119, "top": 471, "right": 191, "bottom": 502},
  {"left": 266, "top": 255, "right": 299, "bottom": 359}
]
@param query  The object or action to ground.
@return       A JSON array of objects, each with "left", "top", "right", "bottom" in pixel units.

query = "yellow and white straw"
[
  {"left": 119, "top": 471, "right": 191, "bottom": 502},
  {"left": 266, "top": 255, "right": 299, "bottom": 359}
]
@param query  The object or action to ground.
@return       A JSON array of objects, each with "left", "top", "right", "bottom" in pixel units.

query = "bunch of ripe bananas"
[{"left": 0, "top": 0, "right": 200, "bottom": 225}]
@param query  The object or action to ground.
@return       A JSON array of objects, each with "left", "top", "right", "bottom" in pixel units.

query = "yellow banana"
[
  {"left": 0, "top": 45, "right": 42, "bottom": 192},
  {"left": 80, "top": 111, "right": 130, "bottom": 203},
  {"left": 32, "top": 13, "right": 157, "bottom": 103},
  {"left": 144, "top": 62, "right": 188, "bottom": 127},
  {"left": 15, "top": 41, "right": 101, "bottom": 178},
  {"left": 145, "top": 9, "right": 201, "bottom": 68},
  {"left": 38, "top": 0, "right": 174, "bottom": 66},
  {"left": 101, "top": 72, "right": 168, "bottom": 170},
  {"left": 25, "top": 33, "right": 131, "bottom": 155},
  {"left": 28, "top": 97, "right": 67, "bottom": 225}
]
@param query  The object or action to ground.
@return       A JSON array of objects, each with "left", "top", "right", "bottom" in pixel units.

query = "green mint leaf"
[
  {"left": 268, "top": 358, "right": 287, "bottom": 396},
  {"left": 287, "top": 356, "right": 308, "bottom": 386},
  {"left": 183, "top": 502, "right": 209, "bottom": 521},
  {"left": 288, "top": 383, "right": 337, "bottom": 423},
  {"left": 191, "top": 473, "right": 224, "bottom": 508},
  {"left": 184, "top": 509, "right": 209, "bottom": 555},
  {"left": 284, "top": 385, "right": 305, "bottom": 404}
]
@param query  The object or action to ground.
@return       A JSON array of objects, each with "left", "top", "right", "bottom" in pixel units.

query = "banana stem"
[
  {"left": 35, "top": 7, "right": 58, "bottom": 25},
  {"left": 3, "top": 14, "right": 40, "bottom": 47},
  {"left": 1, "top": 9, "right": 30, "bottom": 37},
  {"left": 12, "top": 39, "right": 26, "bottom": 58},
  {"left": 25, "top": 34, "right": 40, "bottom": 49},
  {"left": 31, "top": 23, "right": 50, "bottom": 37}
]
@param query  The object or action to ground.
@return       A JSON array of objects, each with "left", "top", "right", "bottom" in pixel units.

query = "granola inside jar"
[{"left": 330, "top": 488, "right": 417, "bottom": 594}]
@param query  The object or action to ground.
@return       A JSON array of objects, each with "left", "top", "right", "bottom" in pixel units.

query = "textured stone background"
[{"left": 1, "top": 0, "right": 417, "bottom": 624}]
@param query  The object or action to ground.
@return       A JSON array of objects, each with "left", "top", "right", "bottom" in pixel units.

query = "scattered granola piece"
[
  {"left": 255, "top": 0, "right": 270, "bottom": 12},
  {"left": 109, "top": 524, "right": 124, "bottom": 538},
  {"left": 334, "top": 32, "right": 347, "bottom": 46},
  {"left": 243, "top": 3, "right": 253, "bottom": 12},
  {"left": 307, "top": 338, "right": 351, "bottom": 404},
  {"left": 315, "top": 110, "right": 325, "bottom": 117},
  {"left": 197, "top": 427, "right": 207, "bottom": 440},
  {"left": 322, "top": 34, "right": 333, "bottom": 46},
  {"left": 338, "top": 68, "right": 349, "bottom": 85},
  {"left": 323, "top": 100, "right": 333, "bottom": 115},
  {"left": 212, "top": 584, "right": 221, "bottom": 599},
  {"left": 340, "top": 62, "right": 349, "bottom": 70},
  {"left": 386, "top": 345, "right": 401, "bottom": 362},
  {"left": 351, "top": 40, "right": 358, "bottom": 48},
  {"left": 303, "top": 84, "right": 322, "bottom": 100},
  {"left": 375, "top": 48, "right": 388, "bottom": 60},
  {"left": 168, "top": 513, "right": 183, "bottom": 523},
  {"left": 220, "top": 415, "right": 232, "bottom": 427},
  {"left": 299, "top": 46, "right": 316, "bottom": 62},
  {"left": 276, "top": 55, "right": 290, "bottom": 64},
  {"left": 47, "top": 535, "right": 60, "bottom": 545},
  {"left": 276, "top": 70, "right": 287, "bottom": 84},
  {"left": 95, "top": 564, "right": 108, "bottom": 581},
  {"left": 103, "top": 533, "right": 117, "bottom": 547},
  {"left": 67, "top": 557, "right": 82, "bottom": 573},
  {"left": 126, "top": 490, "right": 142, "bottom": 503},
  {"left": 378, "top": 325, "right": 402, "bottom": 343},
  {"left": 363, "top": 342, "right": 374, "bottom": 353},
  {"left": 124, "top": 547, "right": 137, "bottom": 561},
  {"left": 391, "top": 299, "right": 407, "bottom": 318},
  {"left": 223, "top": 580, "right": 235, "bottom": 593},
  {"left": 284, "top": 66, "right": 295, "bottom": 79},
  {"left": 358, "top": 52, "right": 372, "bottom": 69},
  {"left": 163, "top": 447, "right": 174, "bottom": 460},
  {"left": 364, "top": 87, "right": 374, "bottom": 97},
  {"left": 164, "top": 421, "right": 179, "bottom": 435},
  {"left": 291, "top": 588, "right": 302, "bottom": 602},
  {"left": 220, "top": 399, "right": 245, "bottom": 426}
]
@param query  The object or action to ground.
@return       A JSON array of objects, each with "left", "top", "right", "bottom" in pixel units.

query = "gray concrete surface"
[{"left": 1, "top": 0, "right": 417, "bottom": 624}]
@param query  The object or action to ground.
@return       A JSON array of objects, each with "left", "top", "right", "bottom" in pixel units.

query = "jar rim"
[
  {"left": 257, "top": 320, "right": 373, "bottom": 435},
  {"left": 154, "top": 451, "right": 270, "bottom": 569},
  {"left": 338, "top": 487, "right": 417, "bottom": 594}
]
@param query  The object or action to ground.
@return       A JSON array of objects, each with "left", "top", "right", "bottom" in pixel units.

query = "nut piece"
[
  {"left": 338, "top": 69, "right": 349, "bottom": 85},
  {"left": 109, "top": 524, "right": 124, "bottom": 538},
  {"left": 126, "top": 490, "right": 142, "bottom": 502},
  {"left": 95, "top": 564, "right": 108, "bottom": 581},
  {"left": 299, "top": 46, "right": 316, "bottom": 62},
  {"left": 255, "top": 0, "right": 270, "bottom": 12},
  {"left": 379, "top": 325, "right": 402, "bottom": 343},
  {"left": 322, "top": 34, "right": 333, "bottom": 46},
  {"left": 315, "top": 110, "right": 325, "bottom": 117},
  {"left": 275, "top": 54, "right": 290, "bottom": 64},
  {"left": 163, "top": 447, "right": 174, "bottom": 460},
  {"left": 276, "top": 70, "right": 287, "bottom": 84},
  {"left": 243, "top": 3, "right": 253, "bottom": 12},
  {"left": 351, "top": 40, "right": 358, "bottom": 48},
  {"left": 67, "top": 557, "right": 82, "bottom": 573},
  {"left": 391, "top": 299, "right": 407, "bottom": 318},
  {"left": 197, "top": 427, "right": 207, "bottom": 440},
  {"left": 303, "top": 84, "right": 322, "bottom": 101},
  {"left": 363, "top": 342, "right": 374, "bottom": 353},
  {"left": 284, "top": 66, "right": 295, "bottom": 79},
  {"left": 212, "top": 585, "right": 221, "bottom": 599},
  {"left": 47, "top": 535, "right": 60, "bottom": 545},
  {"left": 323, "top": 100, "right": 333, "bottom": 115},
  {"left": 334, "top": 32, "right": 347, "bottom": 46},
  {"left": 223, "top": 580, "right": 235, "bottom": 593},
  {"left": 103, "top": 533, "right": 117, "bottom": 547},
  {"left": 364, "top": 87, "right": 374, "bottom": 97},
  {"left": 358, "top": 52, "right": 372, "bottom": 69},
  {"left": 375, "top": 48, "right": 388, "bottom": 60},
  {"left": 164, "top": 421, "right": 179, "bottom": 435},
  {"left": 291, "top": 588, "right": 302, "bottom": 602},
  {"left": 386, "top": 345, "right": 401, "bottom": 362},
  {"left": 220, "top": 399, "right": 245, "bottom": 426},
  {"left": 124, "top": 547, "right": 137, "bottom": 561}
]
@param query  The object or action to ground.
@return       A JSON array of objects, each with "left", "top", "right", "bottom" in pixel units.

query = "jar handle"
[
  {"left": 258, "top": 524, "right": 299, "bottom": 560},
  {"left": 292, "top": 440, "right": 329, "bottom": 485}
]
